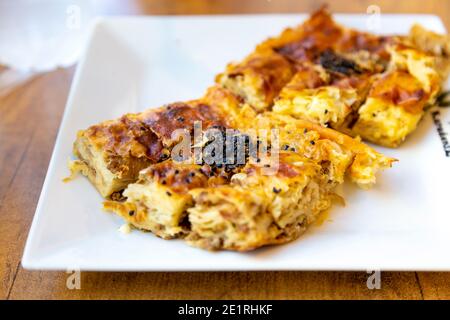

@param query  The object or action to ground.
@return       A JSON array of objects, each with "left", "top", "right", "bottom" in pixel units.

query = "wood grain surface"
[{"left": 0, "top": 0, "right": 449, "bottom": 300}]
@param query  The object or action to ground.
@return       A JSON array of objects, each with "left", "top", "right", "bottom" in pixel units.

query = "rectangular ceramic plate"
[{"left": 22, "top": 14, "right": 450, "bottom": 271}]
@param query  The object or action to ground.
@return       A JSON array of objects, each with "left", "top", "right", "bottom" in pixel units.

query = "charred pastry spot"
[
  {"left": 436, "top": 90, "right": 450, "bottom": 106},
  {"left": 319, "top": 49, "right": 362, "bottom": 75},
  {"left": 110, "top": 190, "right": 126, "bottom": 202},
  {"left": 272, "top": 187, "right": 281, "bottom": 194},
  {"left": 159, "top": 152, "right": 170, "bottom": 161},
  {"left": 274, "top": 40, "right": 314, "bottom": 63},
  {"left": 201, "top": 169, "right": 208, "bottom": 176},
  {"left": 179, "top": 213, "right": 191, "bottom": 230}
]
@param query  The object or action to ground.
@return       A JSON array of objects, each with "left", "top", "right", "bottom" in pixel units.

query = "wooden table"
[{"left": 1, "top": 0, "right": 449, "bottom": 300}]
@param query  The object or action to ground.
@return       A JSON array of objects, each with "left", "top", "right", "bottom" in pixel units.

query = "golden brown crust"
[
  {"left": 216, "top": 50, "right": 294, "bottom": 111},
  {"left": 240, "top": 112, "right": 396, "bottom": 188},
  {"left": 273, "top": 9, "right": 392, "bottom": 67},
  {"left": 140, "top": 162, "right": 229, "bottom": 195},
  {"left": 369, "top": 71, "right": 428, "bottom": 114},
  {"left": 219, "top": 7, "right": 450, "bottom": 150},
  {"left": 140, "top": 102, "right": 225, "bottom": 146},
  {"left": 82, "top": 115, "right": 164, "bottom": 162},
  {"left": 266, "top": 10, "right": 447, "bottom": 148},
  {"left": 273, "top": 8, "right": 343, "bottom": 63}
]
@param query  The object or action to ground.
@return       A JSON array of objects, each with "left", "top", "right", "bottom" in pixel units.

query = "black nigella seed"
[
  {"left": 166, "top": 191, "right": 172, "bottom": 196},
  {"left": 272, "top": 187, "right": 281, "bottom": 194},
  {"left": 161, "top": 180, "right": 167, "bottom": 185},
  {"left": 177, "top": 116, "right": 185, "bottom": 122},
  {"left": 174, "top": 169, "right": 179, "bottom": 174},
  {"left": 128, "top": 210, "right": 135, "bottom": 216},
  {"left": 290, "top": 147, "right": 296, "bottom": 152},
  {"left": 264, "top": 164, "right": 270, "bottom": 168},
  {"left": 304, "top": 129, "right": 308, "bottom": 133},
  {"left": 310, "top": 141, "right": 316, "bottom": 145},
  {"left": 324, "top": 109, "right": 328, "bottom": 114}
]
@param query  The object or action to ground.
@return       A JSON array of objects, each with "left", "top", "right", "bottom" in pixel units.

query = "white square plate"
[{"left": 23, "top": 14, "right": 450, "bottom": 271}]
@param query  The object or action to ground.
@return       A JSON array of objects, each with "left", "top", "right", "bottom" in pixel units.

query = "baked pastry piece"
[
  {"left": 409, "top": 24, "right": 450, "bottom": 80},
  {"left": 242, "top": 112, "right": 394, "bottom": 188},
  {"left": 103, "top": 161, "right": 231, "bottom": 239},
  {"left": 218, "top": 7, "right": 450, "bottom": 147},
  {"left": 71, "top": 86, "right": 242, "bottom": 197},
  {"left": 272, "top": 11, "right": 447, "bottom": 147},
  {"left": 217, "top": 8, "right": 391, "bottom": 115},
  {"left": 185, "top": 118, "right": 394, "bottom": 250},
  {"left": 185, "top": 153, "right": 335, "bottom": 251},
  {"left": 215, "top": 7, "right": 336, "bottom": 112},
  {"left": 272, "top": 60, "right": 373, "bottom": 133},
  {"left": 349, "top": 42, "right": 442, "bottom": 146},
  {"left": 104, "top": 146, "right": 393, "bottom": 251},
  {"left": 102, "top": 111, "right": 394, "bottom": 250},
  {"left": 104, "top": 153, "right": 327, "bottom": 250},
  {"left": 216, "top": 49, "right": 294, "bottom": 112}
]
